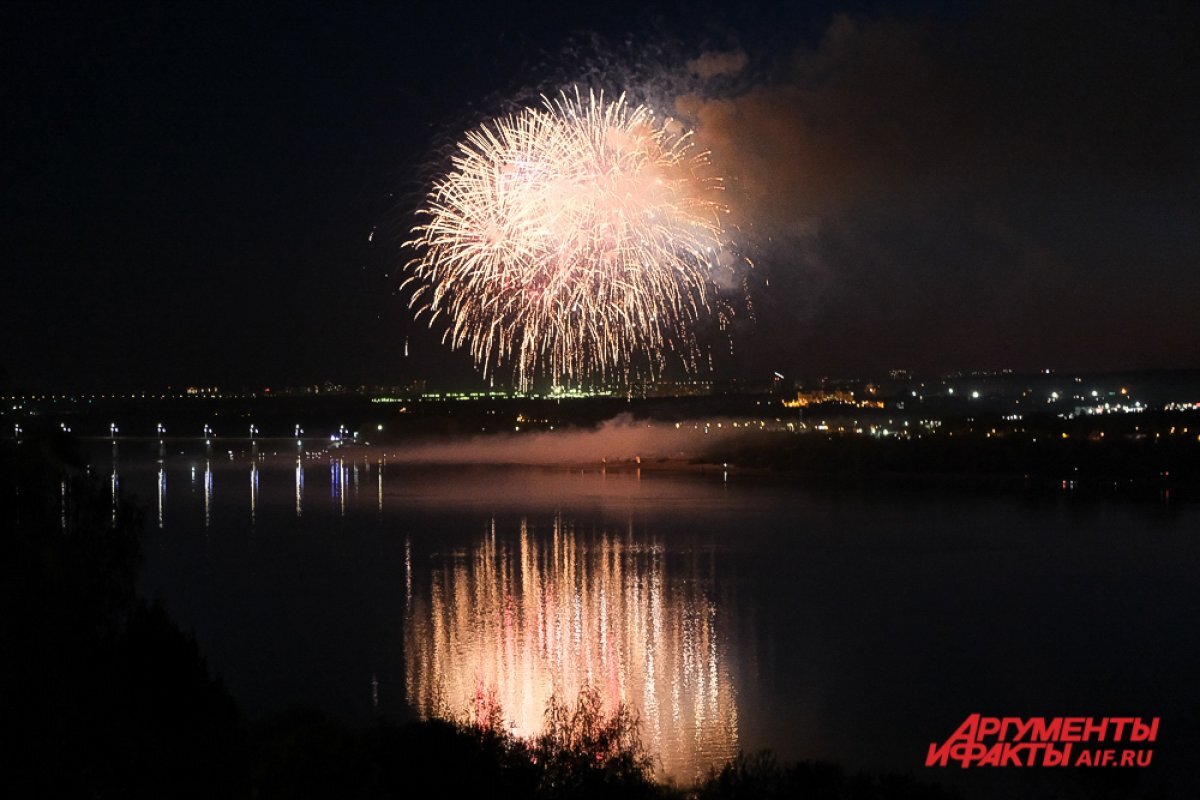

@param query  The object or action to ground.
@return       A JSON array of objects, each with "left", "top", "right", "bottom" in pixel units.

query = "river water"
[{"left": 98, "top": 439, "right": 1200, "bottom": 795}]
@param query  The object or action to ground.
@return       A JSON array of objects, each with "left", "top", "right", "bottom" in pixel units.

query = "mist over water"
[{"left": 373, "top": 413, "right": 750, "bottom": 465}]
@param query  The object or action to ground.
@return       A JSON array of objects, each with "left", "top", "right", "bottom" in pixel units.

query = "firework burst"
[{"left": 404, "top": 87, "right": 735, "bottom": 389}]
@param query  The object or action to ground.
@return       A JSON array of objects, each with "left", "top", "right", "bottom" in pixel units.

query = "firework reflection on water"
[{"left": 404, "top": 515, "right": 740, "bottom": 781}]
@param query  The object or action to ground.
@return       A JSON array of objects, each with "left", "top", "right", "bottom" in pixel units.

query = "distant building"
[
  {"left": 783, "top": 388, "right": 884, "bottom": 409},
  {"left": 627, "top": 380, "right": 715, "bottom": 398}
]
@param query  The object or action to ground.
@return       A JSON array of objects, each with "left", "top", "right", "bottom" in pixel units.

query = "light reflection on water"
[
  {"left": 403, "top": 515, "right": 740, "bottom": 781},
  {"left": 249, "top": 461, "right": 258, "bottom": 525},
  {"left": 295, "top": 457, "right": 304, "bottom": 518},
  {"left": 94, "top": 443, "right": 1200, "bottom": 799},
  {"left": 203, "top": 459, "right": 212, "bottom": 527},
  {"left": 157, "top": 467, "right": 165, "bottom": 529},
  {"left": 329, "top": 458, "right": 348, "bottom": 516},
  {"left": 104, "top": 447, "right": 744, "bottom": 779}
]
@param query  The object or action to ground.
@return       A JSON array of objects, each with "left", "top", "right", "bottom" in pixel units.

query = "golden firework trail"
[{"left": 404, "top": 87, "right": 733, "bottom": 390}]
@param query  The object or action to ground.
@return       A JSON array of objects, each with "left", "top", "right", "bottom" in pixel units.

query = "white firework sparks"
[{"left": 404, "top": 87, "right": 734, "bottom": 389}]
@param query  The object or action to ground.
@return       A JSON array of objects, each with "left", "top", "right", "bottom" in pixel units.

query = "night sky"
[{"left": 3, "top": 0, "right": 1197, "bottom": 392}]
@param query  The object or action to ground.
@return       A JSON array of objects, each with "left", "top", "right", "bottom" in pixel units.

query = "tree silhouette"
[{"left": 0, "top": 435, "right": 247, "bottom": 798}]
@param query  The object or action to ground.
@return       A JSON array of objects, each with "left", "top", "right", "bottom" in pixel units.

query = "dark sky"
[{"left": 2, "top": 0, "right": 1197, "bottom": 392}]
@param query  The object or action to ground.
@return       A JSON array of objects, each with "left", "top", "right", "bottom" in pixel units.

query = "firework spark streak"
[{"left": 404, "top": 88, "right": 734, "bottom": 389}]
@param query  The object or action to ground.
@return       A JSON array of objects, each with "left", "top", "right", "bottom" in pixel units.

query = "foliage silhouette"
[
  {"left": 1, "top": 435, "right": 247, "bottom": 798},
  {"left": 535, "top": 685, "right": 658, "bottom": 799},
  {"left": 696, "top": 751, "right": 961, "bottom": 800}
]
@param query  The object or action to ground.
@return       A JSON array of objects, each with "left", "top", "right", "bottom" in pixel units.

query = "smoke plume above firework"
[
  {"left": 404, "top": 88, "right": 738, "bottom": 390},
  {"left": 670, "top": 8, "right": 1200, "bottom": 377}
]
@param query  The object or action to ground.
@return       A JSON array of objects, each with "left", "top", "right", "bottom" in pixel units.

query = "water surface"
[{"left": 98, "top": 440, "right": 1200, "bottom": 793}]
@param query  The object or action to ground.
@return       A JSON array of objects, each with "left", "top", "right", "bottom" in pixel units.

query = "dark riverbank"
[{"left": 2, "top": 435, "right": 964, "bottom": 799}]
